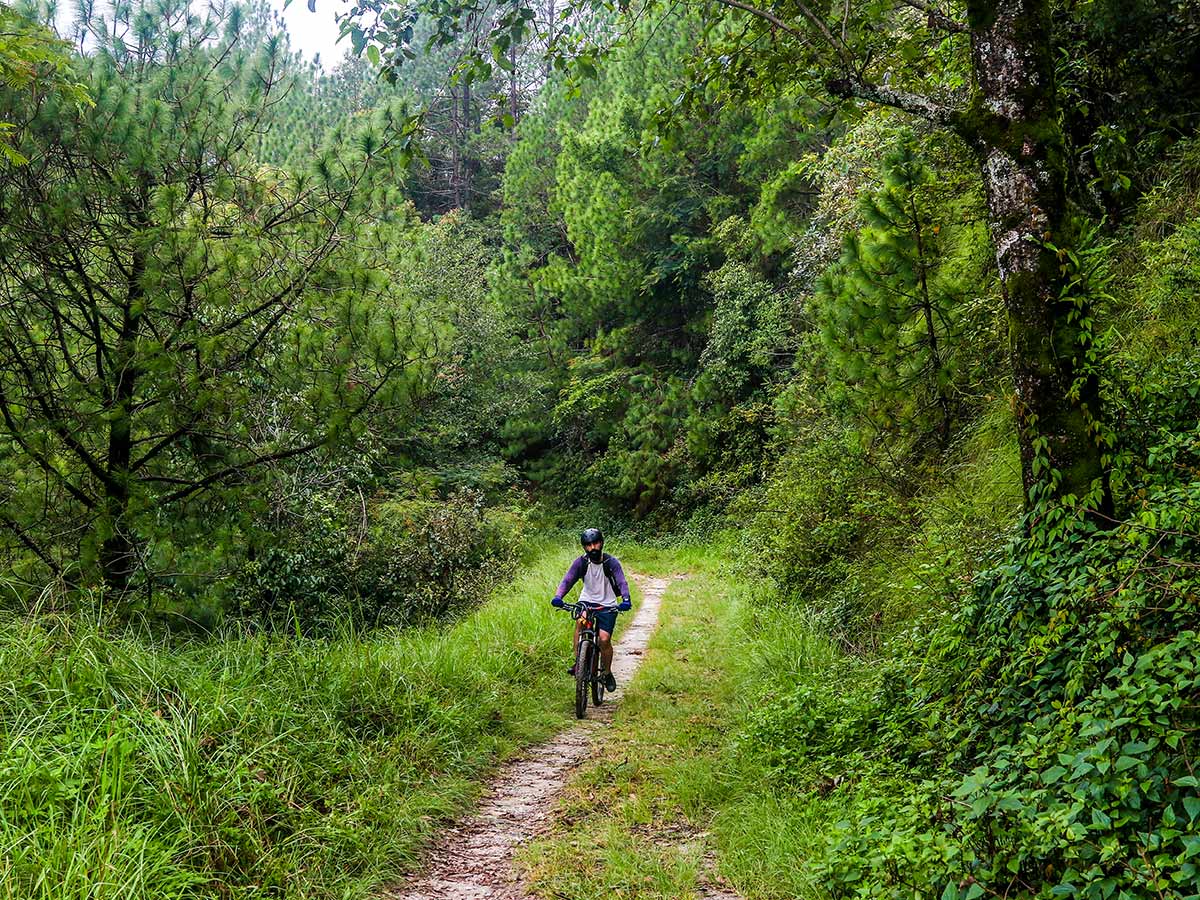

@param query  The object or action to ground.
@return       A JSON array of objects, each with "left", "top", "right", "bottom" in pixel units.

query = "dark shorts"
[{"left": 585, "top": 606, "right": 618, "bottom": 637}]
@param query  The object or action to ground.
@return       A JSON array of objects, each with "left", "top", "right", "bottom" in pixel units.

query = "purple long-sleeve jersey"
[{"left": 553, "top": 554, "right": 631, "bottom": 605}]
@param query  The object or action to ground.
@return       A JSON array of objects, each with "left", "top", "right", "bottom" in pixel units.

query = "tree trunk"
[
  {"left": 461, "top": 80, "right": 478, "bottom": 209},
  {"left": 544, "top": 0, "right": 556, "bottom": 79},
  {"left": 449, "top": 85, "right": 463, "bottom": 209},
  {"left": 509, "top": 39, "right": 519, "bottom": 130},
  {"left": 966, "top": 0, "right": 1112, "bottom": 516},
  {"left": 100, "top": 199, "right": 147, "bottom": 593},
  {"left": 911, "top": 193, "right": 953, "bottom": 448}
]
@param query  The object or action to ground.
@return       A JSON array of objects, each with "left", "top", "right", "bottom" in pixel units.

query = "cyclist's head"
[{"left": 580, "top": 527, "right": 604, "bottom": 561}]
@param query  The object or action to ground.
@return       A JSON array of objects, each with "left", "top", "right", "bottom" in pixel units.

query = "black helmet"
[{"left": 580, "top": 527, "right": 604, "bottom": 547}]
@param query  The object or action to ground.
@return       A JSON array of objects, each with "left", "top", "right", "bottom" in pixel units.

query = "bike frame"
[{"left": 564, "top": 602, "right": 602, "bottom": 675}]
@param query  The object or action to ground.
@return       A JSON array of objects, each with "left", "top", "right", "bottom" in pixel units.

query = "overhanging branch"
[
  {"left": 710, "top": 0, "right": 854, "bottom": 68},
  {"left": 825, "top": 74, "right": 962, "bottom": 127}
]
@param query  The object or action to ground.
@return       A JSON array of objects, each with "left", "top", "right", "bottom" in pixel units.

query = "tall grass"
[{"left": 0, "top": 543, "right": 584, "bottom": 899}]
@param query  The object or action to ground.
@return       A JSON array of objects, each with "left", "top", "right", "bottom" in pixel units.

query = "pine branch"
[{"left": 0, "top": 386, "right": 97, "bottom": 511}]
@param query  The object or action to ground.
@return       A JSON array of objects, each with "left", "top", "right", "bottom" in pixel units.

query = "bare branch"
[
  {"left": 708, "top": 0, "right": 806, "bottom": 40},
  {"left": 157, "top": 438, "right": 327, "bottom": 505},
  {"left": 0, "top": 510, "right": 63, "bottom": 577},
  {"left": 710, "top": 0, "right": 853, "bottom": 67}
]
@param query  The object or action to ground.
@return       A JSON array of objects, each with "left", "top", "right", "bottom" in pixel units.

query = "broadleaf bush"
[
  {"left": 741, "top": 417, "right": 1200, "bottom": 898},
  {"left": 236, "top": 489, "right": 525, "bottom": 631}
]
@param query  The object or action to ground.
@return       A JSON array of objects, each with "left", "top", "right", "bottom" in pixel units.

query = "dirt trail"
[{"left": 381, "top": 574, "right": 670, "bottom": 900}]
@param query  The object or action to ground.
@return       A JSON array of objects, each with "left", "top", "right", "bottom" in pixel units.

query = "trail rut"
[{"left": 381, "top": 573, "right": 670, "bottom": 900}]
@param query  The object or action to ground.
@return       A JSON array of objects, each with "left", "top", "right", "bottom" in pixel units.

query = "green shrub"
[
  {"left": 351, "top": 491, "right": 527, "bottom": 626},
  {"left": 732, "top": 424, "right": 916, "bottom": 647},
  {"left": 1115, "top": 218, "right": 1200, "bottom": 365},
  {"left": 765, "top": 417, "right": 1200, "bottom": 898},
  {"left": 236, "top": 489, "right": 526, "bottom": 632},
  {"left": 734, "top": 428, "right": 869, "bottom": 594}
]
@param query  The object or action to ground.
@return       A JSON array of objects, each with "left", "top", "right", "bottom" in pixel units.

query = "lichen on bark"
[{"left": 962, "top": 0, "right": 1111, "bottom": 517}]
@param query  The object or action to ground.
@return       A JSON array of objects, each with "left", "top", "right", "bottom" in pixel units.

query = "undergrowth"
[
  {"left": 721, "top": 199, "right": 1200, "bottom": 896},
  {"left": 0, "top": 542, "right": 588, "bottom": 899},
  {"left": 796, "top": 418, "right": 1200, "bottom": 898}
]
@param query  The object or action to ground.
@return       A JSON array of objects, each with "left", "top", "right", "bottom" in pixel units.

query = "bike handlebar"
[{"left": 556, "top": 601, "right": 615, "bottom": 620}]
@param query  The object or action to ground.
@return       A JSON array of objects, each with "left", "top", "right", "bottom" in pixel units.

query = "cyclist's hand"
[
  {"left": 618, "top": 599, "right": 632, "bottom": 612},
  {"left": 551, "top": 597, "right": 565, "bottom": 608}
]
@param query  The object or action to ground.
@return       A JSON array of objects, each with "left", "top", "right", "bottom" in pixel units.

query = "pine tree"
[
  {"left": 818, "top": 141, "right": 961, "bottom": 447},
  {"left": 0, "top": 4, "right": 88, "bottom": 165},
  {"left": 0, "top": 0, "right": 425, "bottom": 592}
]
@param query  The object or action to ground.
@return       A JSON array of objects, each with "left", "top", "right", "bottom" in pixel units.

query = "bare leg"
[
  {"left": 573, "top": 618, "right": 583, "bottom": 659},
  {"left": 599, "top": 630, "right": 613, "bottom": 671}
]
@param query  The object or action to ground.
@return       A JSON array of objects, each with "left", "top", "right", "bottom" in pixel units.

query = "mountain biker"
[{"left": 551, "top": 527, "right": 632, "bottom": 691}]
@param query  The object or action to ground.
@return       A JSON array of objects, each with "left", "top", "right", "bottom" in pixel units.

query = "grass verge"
[{"left": 0, "top": 540, "right": 613, "bottom": 899}]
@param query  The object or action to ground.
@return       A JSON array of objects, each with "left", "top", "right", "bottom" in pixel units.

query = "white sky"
[{"left": 270, "top": 0, "right": 351, "bottom": 68}]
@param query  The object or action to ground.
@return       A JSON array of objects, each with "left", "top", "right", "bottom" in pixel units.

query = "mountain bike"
[{"left": 557, "top": 601, "right": 607, "bottom": 718}]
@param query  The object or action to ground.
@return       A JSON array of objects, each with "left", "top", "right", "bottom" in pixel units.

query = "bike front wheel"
[
  {"left": 575, "top": 640, "right": 592, "bottom": 719},
  {"left": 591, "top": 653, "right": 605, "bottom": 706}
]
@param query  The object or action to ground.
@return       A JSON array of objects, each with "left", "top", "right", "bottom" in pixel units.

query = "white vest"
[{"left": 579, "top": 560, "right": 618, "bottom": 607}]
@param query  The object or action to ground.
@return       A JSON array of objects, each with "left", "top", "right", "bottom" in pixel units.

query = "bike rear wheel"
[{"left": 575, "top": 640, "right": 591, "bottom": 719}]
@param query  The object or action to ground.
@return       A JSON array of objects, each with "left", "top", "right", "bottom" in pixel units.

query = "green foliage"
[
  {"left": 732, "top": 426, "right": 876, "bottom": 602},
  {"left": 251, "top": 8, "right": 517, "bottom": 218},
  {"left": 1112, "top": 138, "right": 1200, "bottom": 367},
  {"left": 587, "top": 373, "right": 690, "bottom": 515},
  {"left": 816, "top": 138, "right": 985, "bottom": 445},
  {"left": 493, "top": 10, "right": 808, "bottom": 521},
  {"left": 338, "top": 494, "right": 525, "bottom": 628},
  {"left": 399, "top": 213, "right": 544, "bottom": 465},
  {"left": 825, "top": 488, "right": 1200, "bottom": 897},
  {"left": 0, "top": 0, "right": 434, "bottom": 593},
  {"left": 695, "top": 246, "right": 792, "bottom": 407},
  {"left": 733, "top": 403, "right": 1200, "bottom": 898},
  {"left": 0, "top": 4, "right": 89, "bottom": 165},
  {"left": 717, "top": 126, "right": 1200, "bottom": 899},
  {"left": 1057, "top": 1, "right": 1200, "bottom": 213},
  {"left": 0, "top": 546, "right": 578, "bottom": 899},
  {"left": 4, "top": 0, "right": 1200, "bottom": 896}
]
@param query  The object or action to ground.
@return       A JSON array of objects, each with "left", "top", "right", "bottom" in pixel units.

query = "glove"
[
  {"left": 551, "top": 597, "right": 565, "bottom": 608},
  {"left": 617, "top": 599, "right": 632, "bottom": 612}
]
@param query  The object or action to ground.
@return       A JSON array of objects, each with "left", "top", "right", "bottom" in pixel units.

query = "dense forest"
[{"left": 2, "top": 0, "right": 1200, "bottom": 897}]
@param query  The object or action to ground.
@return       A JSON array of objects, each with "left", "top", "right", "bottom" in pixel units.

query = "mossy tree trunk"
[
  {"left": 820, "top": 0, "right": 1113, "bottom": 515},
  {"left": 965, "top": 0, "right": 1112, "bottom": 516}
]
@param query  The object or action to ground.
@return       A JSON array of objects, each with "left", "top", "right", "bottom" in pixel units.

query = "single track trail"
[{"left": 380, "top": 574, "right": 670, "bottom": 900}]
